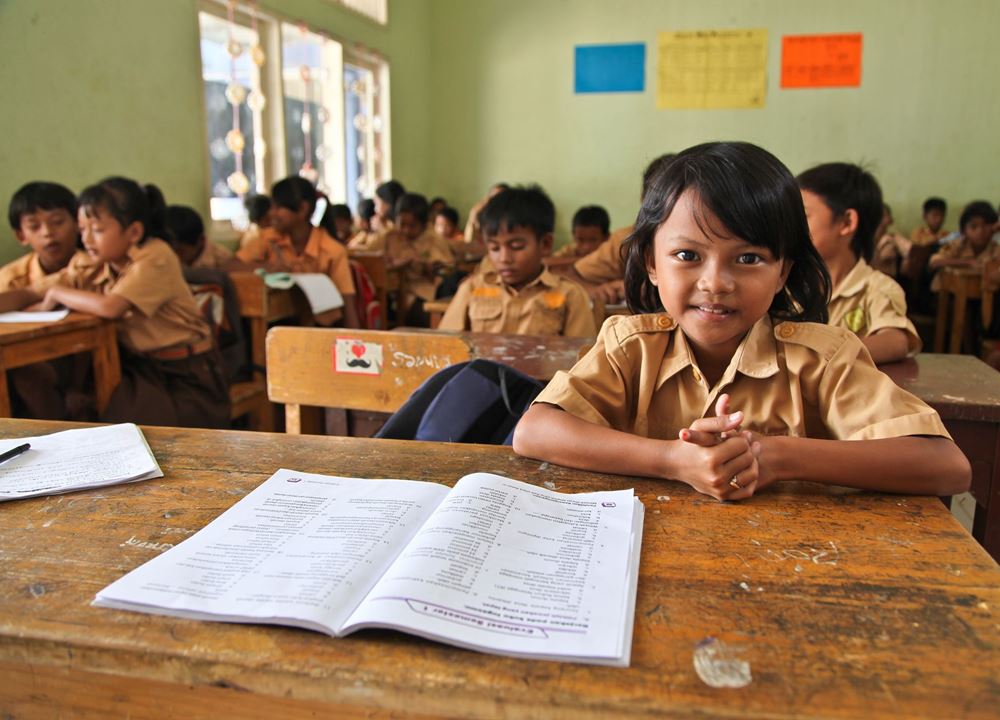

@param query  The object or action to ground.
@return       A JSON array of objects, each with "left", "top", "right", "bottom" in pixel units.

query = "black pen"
[{"left": 0, "top": 443, "right": 30, "bottom": 465}]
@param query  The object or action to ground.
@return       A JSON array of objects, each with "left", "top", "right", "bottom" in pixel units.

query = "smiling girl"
[{"left": 513, "top": 142, "right": 969, "bottom": 501}]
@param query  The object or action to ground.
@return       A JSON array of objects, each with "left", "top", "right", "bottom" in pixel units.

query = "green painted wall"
[
  {"left": 0, "top": 0, "right": 431, "bottom": 263},
  {"left": 426, "top": 0, "right": 1000, "bottom": 245}
]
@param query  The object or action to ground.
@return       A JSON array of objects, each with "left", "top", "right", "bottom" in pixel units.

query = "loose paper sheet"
[
  {"left": 657, "top": 29, "right": 768, "bottom": 109},
  {"left": 0, "top": 309, "right": 70, "bottom": 323},
  {"left": 781, "top": 33, "right": 863, "bottom": 88}
]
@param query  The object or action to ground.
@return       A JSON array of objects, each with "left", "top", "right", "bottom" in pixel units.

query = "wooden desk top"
[
  {"left": 0, "top": 420, "right": 997, "bottom": 719},
  {"left": 0, "top": 311, "right": 103, "bottom": 344},
  {"left": 882, "top": 353, "right": 1000, "bottom": 423}
]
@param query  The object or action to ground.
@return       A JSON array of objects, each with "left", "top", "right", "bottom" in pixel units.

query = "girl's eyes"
[
  {"left": 736, "top": 253, "right": 764, "bottom": 265},
  {"left": 673, "top": 250, "right": 698, "bottom": 261}
]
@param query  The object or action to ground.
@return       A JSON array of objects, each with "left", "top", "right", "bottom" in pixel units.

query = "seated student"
[
  {"left": 237, "top": 176, "right": 359, "bottom": 328},
  {"left": 554, "top": 205, "right": 611, "bottom": 258},
  {"left": 435, "top": 206, "right": 481, "bottom": 260},
  {"left": 929, "top": 201, "right": 1000, "bottom": 289},
  {"left": 513, "top": 141, "right": 969, "bottom": 502},
  {"left": 373, "top": 179, "right": 406, "bottom": 232},
  {"left": 565, "top": 154, "right": 675, "bottom": 304},
  {"left": 910, "top": 197, "right": 949, "bottom": 246},
  {"left": 798, "top": 163, "right": 919, "bottom": 363},
  {"left": 7, "top": 177, "right": 231, "bottom": 429},
  {"left": 872, "top": 203, "right": 912, "bottom": 278},
  {"left": 347, "top": 198, "right": 380, "bottom": 250},
  {"left": 322, "top": 202, "right": 353, "bottom": 244},
  {"left": 240, "top": 194, "right": 272, "bottom": 248},
  {"left": 428, "top": 196, "right": 448, "bottom": 223},
  {"left": 464, "top": 183, "right": 509, "bottom": 248},
  {"left": 165, "top": 205, "right": 246, "bottom": 271},
  {"left": 384, "top": 192, "right": 455, "bottom": 325},
  {"left": 2, "top": 181, "right": 90, "bottom": 419},
  {"left": 439, "top": 186, "right": 595, "bottom": 338}
]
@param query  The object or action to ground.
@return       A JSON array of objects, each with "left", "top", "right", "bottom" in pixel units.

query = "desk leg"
[
  {"left": 951, "top": 286, "right": 968, "bottom": 354},
  {"left": 972, "top": 432, "right": 1000, "bottom": 563},
  {"left": 0, "top": 360, "right": 9, "bottom": 417},
  {"left": 93, "top": 324, "right": 121, "bottom": 415},
  {"left": 934, "top": 290, "right": 949, "bottom": 353}
]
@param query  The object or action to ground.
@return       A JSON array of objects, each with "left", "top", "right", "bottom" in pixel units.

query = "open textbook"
[
  {"left": 0, "top": 423, "right": 162, "bottom": 501},
  {"left": 258, "top": 271, "right": 344, "bottom": 314},
  {"left": 95, "top": 470, "right": 644, "bottom": 666}
]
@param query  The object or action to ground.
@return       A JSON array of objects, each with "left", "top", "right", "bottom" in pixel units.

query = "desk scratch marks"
[
  {"left": 119, "top": 536, "right": 175, "bottom": 553},
  {"left": 693, "top": 637, "right": 752, "bottom": 689},
  {"left": 761, "top": 541, "right": 841, "bottom": 568}
]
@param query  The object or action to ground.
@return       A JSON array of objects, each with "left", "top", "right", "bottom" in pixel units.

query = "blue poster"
[{"left": 574, "top": 43, "right": 646, "bottom": 93}]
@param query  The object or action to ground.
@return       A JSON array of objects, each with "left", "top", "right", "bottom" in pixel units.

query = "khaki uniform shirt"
[
  {"left": 347, "top": 229, "right": 383, "bottom": 252},
  {"left": 829, "top": 259, "right": 921, "bottom": 354},
  {"left": 910, "top": 225, "right": 948, "bottom": 247},
  {"left": 534, "top": 313, "right": 948, "bottom": 442},
  {"left": 65, "top": 239, "right": 210, "bottom": 353},
  {"left": 439, "top": 268, "right": 596, "bottom": 337},
  {"left": 929, "top": 237, "right": 1000, "bottom": 291},
  {"left": 573, "top": 225, "right": 632, "bottom": 283},
  {"left": 553, "top": 243, "right": 583, "bottom": 258},
  {"left": 237, "top": 226, "right": 356, "bottom": 297},
  {"left": 0, "top": 250, "right": 88, "bottom": 292},
  {"left": 190, "top": 242, "right": 234, "bottom": 270},
  {"left": 386, "top": 228, "right": 455, "bottom": 303}
]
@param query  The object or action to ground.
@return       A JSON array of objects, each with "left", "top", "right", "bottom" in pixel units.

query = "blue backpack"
[{"left": 375, "top": 359, "right": 544, "bottom": 445}]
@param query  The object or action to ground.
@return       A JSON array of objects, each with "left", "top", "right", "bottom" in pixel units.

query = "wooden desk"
[
  {"left": 0, "top": 420, "right": 996, "bottom": 719},
  {"left": 0, "top": 313, "right": 119, "bottom": 416},
  {"left": 934, "top": 267, "right": 982, "bottom": 353},
  {"left": 884, "top": 353, "right": 1000, "bottom": 562}
]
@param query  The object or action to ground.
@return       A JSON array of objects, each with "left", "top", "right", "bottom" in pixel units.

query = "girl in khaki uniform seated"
[
  {"left": 514, "top": 142, "right": 970, "bottom": 502},
  {"left": 36, "top": 177, "right": 230, "bottom": 428}
]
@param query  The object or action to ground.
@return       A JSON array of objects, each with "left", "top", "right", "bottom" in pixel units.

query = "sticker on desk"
[{"left": 334, "top": 338, "right": 383, "bottom": 375}]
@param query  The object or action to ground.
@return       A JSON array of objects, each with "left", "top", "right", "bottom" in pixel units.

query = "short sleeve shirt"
[
  {"left": 534, "top": 313, "right": 949, "bottom": 442},
  {"left": 237, "top": 226, "right": 356, "bottom": 296},
  {"left": 439, "top": 268, "right": 596, "bottom": 337},
  {"left": 929, "top": 237, "right": 1000, "bottom": 291},
  {"left": 191, "top": 242, "right": 234, "bottom": 270},
  {"left": 573, "top": 225, "right": 632, "bottom": 284},
  {"left": 386, "top": 228, "right": 456, "bottom": 302},
  {"left": 829, "top": 259, "right": 921, "bottom": 355},
  {"left": 0, "top": 250, "right": 88, "bottom": 292}
]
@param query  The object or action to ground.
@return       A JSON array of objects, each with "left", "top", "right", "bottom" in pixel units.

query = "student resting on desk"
[
  {"left": 373, "top": 179, "right": 406, "bottom": 233},
  {"left": 928, "top": 200, "right": 1000, "bottom": 291},
  {"left": 236, "top": 176, "right": 359, "bottom": 328},
  {"left": 438, "top": 185, "right": 596, "bottom": 337},
  {"left": 165, "top": 205, "right": 246, "bottom": 271},
  {"left": 1, "top": 176, "right": 231, "bottom": 428},
  {"left": 385, "top": 192, "right": 455, "bottom": 326},
  {"left": 321, "top": 202, "right": 354, "bottom": 245},
  {"left": 797, "top": 163, "right": 920, "bottom": 363},
  {"left": 1, "top": 181, "right": 90, "bottom": 419},
  {"left": 553, "top": 205, "right": 611, "bottom": 258},
  {"left": 910, "top": 197, "right": 949, "bottom": 247},
  {"left": 563, "top": 154, "right": 675, "bottom": 305},
  {"left": 347, "top": 198, "right": 379, "bottom": 250},
  {"left": 513, "top": 141, "right": 969, "bottom": 501},
  {"left": 239, "top": 194, "right": 272, "bottom": 249},
  {"left": 871, "top": 203, "right": 912, "bottom": 278}
]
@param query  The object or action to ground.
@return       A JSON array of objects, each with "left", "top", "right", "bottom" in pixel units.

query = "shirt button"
[
  {"left": 656, "top": 315, "right": 674, "bottom": 329},
  {"left": 778, "top": 324, "right": 795, "bottom": 339}
]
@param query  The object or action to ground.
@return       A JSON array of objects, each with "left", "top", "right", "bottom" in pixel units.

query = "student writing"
[{"left": 513, "top": 142, "right": 970, "bottom": 501}]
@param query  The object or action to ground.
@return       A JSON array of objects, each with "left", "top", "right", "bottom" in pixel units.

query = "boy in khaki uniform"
[
  {"left": 910, "top": 197, "right": 949, "bottom": 246},
  {"left": 553, "top": 205, "right": 610, "bottom": 259},
  {"left": 798, "top": 163, "right": 918, "bottom": 363},
  {"left": 928, "top": 201, "right": 1000, "bottom": 291},
  {"left": 385, "top": 193, "right": 455, "bottom": 324},
  {"left": 439, "top": 186, "right": 595, "bottom": 338}
]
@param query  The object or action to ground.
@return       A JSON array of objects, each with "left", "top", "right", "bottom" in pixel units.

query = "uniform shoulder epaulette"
[
  {"left": 608, "top": 312, "right": 677, "bottom": 343},
  {"left": 773, "top": 320, "right": 857, "bottom": 360}
]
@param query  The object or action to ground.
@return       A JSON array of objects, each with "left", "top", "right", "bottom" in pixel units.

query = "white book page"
[
  {"left": 94, "top": 469, "right": 450, "bottom": 635},
  {"left": 0, "top": 309, "right": 70, "bottom": 323},
  {"left": 290, "top": 273, "right": 344, "bottom": 313},
  {"left": 0, "top": 423, "right": 162, "bottom": 501},
  {"left": 343, "top": 473, "right": 638, "bottom": 663}
]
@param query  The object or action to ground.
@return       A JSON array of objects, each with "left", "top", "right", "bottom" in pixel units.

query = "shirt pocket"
[
  {"left": 526, "top": 300, "right": 565, "bottom": 336},
  {"left": 469, "top": 298, "right": 503, "bottom": 329}
]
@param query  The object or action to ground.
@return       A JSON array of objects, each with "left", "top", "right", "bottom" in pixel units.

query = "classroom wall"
[
  {"left": 0, "top": 0, "right": 431, "bottom": 263},
  {"left": 426, "top": 0, "right": 1000, "bottom": 245}
]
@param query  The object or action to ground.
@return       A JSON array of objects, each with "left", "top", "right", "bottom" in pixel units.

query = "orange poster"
[{"left": 781, "top": 33, "right": 863, "bottom": 88}]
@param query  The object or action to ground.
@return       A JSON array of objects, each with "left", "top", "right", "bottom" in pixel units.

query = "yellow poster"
[{"left": 657, "top": 29, "right": 768, "bottom": 109}]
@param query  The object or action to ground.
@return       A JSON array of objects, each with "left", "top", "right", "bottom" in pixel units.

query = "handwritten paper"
[
  {"left": 781, "top": 33, "right": 863, "bottom": 88},
  {"left": 0, "top": 309, "right": 69, "bottom": 323},
  {"left": 656, "top": 29, "right": 768, "bottom": 109}
]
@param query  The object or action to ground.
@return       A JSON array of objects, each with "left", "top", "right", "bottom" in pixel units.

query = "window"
[
  {"left": 343, "top": 49, "right": 390, "bottom": 212},
  {"left": 331, "top": 0, "right": 387, "bottom": 25}
]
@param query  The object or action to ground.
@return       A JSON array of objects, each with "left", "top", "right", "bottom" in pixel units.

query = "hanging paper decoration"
[
  {"left": 246, "top": 89, "right": 266, "bottom": 112},
  {"left": 316, "top": 106, "right": 330, "bottom": 124},
  {"left": 224, "top": 1, "right": 248, "bottom": 197}
]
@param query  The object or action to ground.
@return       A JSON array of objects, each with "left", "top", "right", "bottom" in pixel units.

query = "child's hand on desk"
[
  {"left": 37, "top": 287, "right": 64, "bottom": 312},
  {"left": 677, "top": 394, "right": 761, "bottom": 501}
]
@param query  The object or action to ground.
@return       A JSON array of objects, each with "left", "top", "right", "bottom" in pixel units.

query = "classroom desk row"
[{"left": 0, "top": 419, "right": 996, "bottom": 719}]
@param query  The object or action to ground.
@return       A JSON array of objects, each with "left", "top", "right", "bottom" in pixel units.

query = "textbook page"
[
  {"left": 0, "top": 423, "right": 162, "bottom": 501},
  {"left": 0, "top": 309, "right": 70, "bottom": 323},
  {"left": 94, "top": 469, "right": 449, "bottom": 634},
  {"left": 290, "top": 273, "right": 344, "bottom": 314},
  {"left": 343, "top": 473, "right": 643, "bottom": 666}
]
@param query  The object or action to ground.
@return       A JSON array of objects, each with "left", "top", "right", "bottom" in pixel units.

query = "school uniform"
[
  {"left": 910, "top": 225, "right": 948, "bottom": 247},
  {"left": 929, "top": 237, "right": 1000, "bottom": 291},
  {"left": 828, "top": 259, "right": 921, "bottom": 355},
  {"left": 386, "top": 228, "right": 456, "bottom": 304},
  {"left": 534, "top": 313, "right": 948, "bottom": 441},
  {"left": 439, "top": 267, "right": 596, "bottom": 337},
  {"left": 573, "top": 225, "right": 632, "bottom": 283},
  {"left": 0, "top": 250, "right": 88, "bottom": 291},
  {"left": 347, "top": 229, "right": 382, "bottom": 251},
  {"left": 65, "top": 239, "right": 230, "bottom": 429},
  {"left": 190, "top": 242, "right": 234, "bottom": 270},
  {"left": 237, "top": 226, "right": 357, "bottom": 299}
]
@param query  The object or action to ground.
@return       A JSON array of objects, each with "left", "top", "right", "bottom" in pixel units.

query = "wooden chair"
[
  {"left": 266, "top": 327, "right": 472, "bottom": 434},
  {"left": 934, "top": 267, "right": 983, "bottom": 354},
  {"left": 425, "top": 298, "right": 451, "bottom": 329}
]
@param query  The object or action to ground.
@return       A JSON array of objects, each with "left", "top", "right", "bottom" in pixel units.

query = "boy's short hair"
[
  {"left": 271, "top": 176, "right": 317, "bottom": 214},
  {"left": 357, "top": 198, "right": 375, "bottom": 221},
  {"left": 641, "top": 154, "right": 677, "bottom": 202},
  {"left": 796, "top": 162, "right": 883, "bottom": 262},
  {"left": 8, "top": 181, "right": 77, "bottom": 230},
  {"left": 572, "top": 205, "right": 610, "bottom": 235},
  {"left": 479, "top": 185, "right": 555, "bottom": 239},
  {"left": 394, "top": 193, "right": 429, "bottom": 225},
  {"left": 437, "top": 206, "right": 459, "bottom": 226},
  {"left": 923, "top": 197, "right": 947, "bottom": 215},
  {"left": 244, "top": 194, "right": 271, "bottom": 223},
  {"left": 165, "top": 205, "right": 205, "bottom": 247},
  {"left": 959, "top": 201, "right": 999, "bottom": 232}
]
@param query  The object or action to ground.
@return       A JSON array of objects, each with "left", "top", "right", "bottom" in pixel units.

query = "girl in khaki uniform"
[
  {"left": 514, "top": 142, "right": 969, "bottom": 502},
  {"left": 36, "top": 177, "right": 230, "bottom": 428}
]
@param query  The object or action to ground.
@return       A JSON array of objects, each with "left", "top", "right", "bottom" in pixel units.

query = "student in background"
[
  {"left": 373, "top": 179, "right": 406, "bottom": 232},
  {"left": 385, "top": 192, "right": 455, "bottom": 325},
  {"left": 910, "top": 197, "right": 949, "bottom": 246},
  {"left": 322, "top": 202, "right": 354, "bottom": 244},
  {"left": 165, "top": 205, "right": 246, "bottom": 271},
  {"left": 554, "top": 205, "right": 611, "bottom": 258},
  {"left": 428, "top": 196, "right": 448, "bottom": 223},
  {"left": 21, "top": 177, "right": 230, "bottom": 428},
  {"left": 514, "top": 141, "right": 968, "bottom": 501},
  {"left": 464, "top": 182, "right": 509, "bottom": 248},
  {"left": 434, "top": 206, "right": 463, "bottom": 243},
  {"left": 240, "top": 194, "right": 272, "bottom": 248},
  {"left": 872, "top": 203, "right": 912, "bottom": 278},
  {"left": 237, "top": 176, "right": 359, "bottom": 328},
  {"left": 348, "top": 198, "right": 379, "bottom": 250},
  {"left": 929, "top": 201, "right": 1000, "bottom": 289},
  {"left": 798, "top": 163, "right": 919, "bottom": 363},
  {"left": 439, "top": 186, "right": 595, "bottom": 337}
]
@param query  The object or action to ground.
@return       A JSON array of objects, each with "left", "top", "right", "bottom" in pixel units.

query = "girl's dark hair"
[
  {"left": 375, "top": 180, "right": 406, "bottom": 220},
  {"left": 623, "top": 141, "right": 830, "bottom": 323},
  {"left": 78, "top": 176, "right": 170, "bottom": 245},
  {"left": 960, "top": 200, "right": 999, "bottom": 232},
  {"left": 357, "top": 198, "right": 376, "bottom": 221},
  {"left": 797, "top": 162, "right": 883, "bottom": 262},
  {"left": 244, "top": 194, "right": 272, "bottom": 223},
  {"left": 271, "top": 176, "right": 317, "bottom": 215}
]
